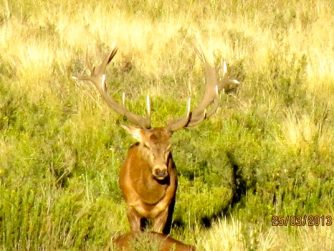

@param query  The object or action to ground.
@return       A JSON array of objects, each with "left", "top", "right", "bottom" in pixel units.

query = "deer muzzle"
[{"left": 152, "top": 164, "right": 168, "bottom": 180}]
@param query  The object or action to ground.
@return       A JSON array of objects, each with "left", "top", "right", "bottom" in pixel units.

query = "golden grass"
[
  {"left": 1, "top": 1, "right": 333, "bottom": 106},
  {"left": 197, "top": 218, "right": 245, "bottom": 251},
  {"left": 2, "top": 1, "right": 333, "bottom": 83},
  {"left": 281, "top": 111, "right": 320, "bottom": 149},
  {"left": 276, "top": 101, "right": 332, "bottom": 155},
  {"left": 195, "top": 217, "right": 334, "bottom": 251}
]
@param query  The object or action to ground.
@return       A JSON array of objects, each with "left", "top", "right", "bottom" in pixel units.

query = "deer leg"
[
  {"left": 162, "top": 197, "right": 176, "bottom": 234},
  {"left": 152, "top": 207, "right": 169, "bottom": 233},
  {"left": 152, "top": 197, "right": 176, "bottom": 234},
  {"left": 127, "top": 207, "right": 141, "bottom": 232}
]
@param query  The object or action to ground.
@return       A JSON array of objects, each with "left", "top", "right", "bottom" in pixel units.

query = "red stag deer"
[
  {"left": 113, "top": 231, "right": 196, "bottom": 251},
  {"left": 74, "top": 47, "right": 239, "bottom": 234}
]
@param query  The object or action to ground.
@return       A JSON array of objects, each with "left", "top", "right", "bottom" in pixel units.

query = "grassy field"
[{"left": 1, "top": 0, "right": 334, "bottom": 250}]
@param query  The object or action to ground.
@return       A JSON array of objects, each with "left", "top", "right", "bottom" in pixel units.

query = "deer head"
[{"left": 122, "top": 126, "right": 172, "bottom": 180}]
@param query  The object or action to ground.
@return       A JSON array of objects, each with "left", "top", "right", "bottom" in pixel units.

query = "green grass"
[{"left": 1, "top": 0, "right": 334, "bottom": 250}]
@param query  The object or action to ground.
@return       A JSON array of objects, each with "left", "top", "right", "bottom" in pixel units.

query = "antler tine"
[
  {"left": 92, "top": 49, "right": 117, "bottom": 76},
  {"left": 145, "top": 95, "right": 152, "bottom": 127},
  {"left": 222, "top": 60, "right": 227, "bottom": 76},
  {"left": 73, "top": 48, "right": 151, "bottom": 129},
  {"left": 146, "top": 95, "right": 151, "bottom": 117},
  {"left": 85, "top": 51, "right": 93, "bottom": 73},
  {"left": 122, "top": 92, "right": 126, "bottom": 106}
]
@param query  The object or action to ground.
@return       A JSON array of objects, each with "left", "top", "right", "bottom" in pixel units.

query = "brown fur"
[
  {"left": 113, "top": 232, "right": 196, "bottom": 251},
  {"left": 119, "top": 128, "right": 177, "bottom": 234}
]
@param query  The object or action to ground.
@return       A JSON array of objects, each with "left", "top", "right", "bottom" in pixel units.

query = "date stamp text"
[{"left": 272, "top": 215, "right": 332, "bottom": 226}]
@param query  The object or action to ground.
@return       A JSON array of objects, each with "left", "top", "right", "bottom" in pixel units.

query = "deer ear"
[{"left": 121, "top": 125, "right": 143, "bottom": 142}]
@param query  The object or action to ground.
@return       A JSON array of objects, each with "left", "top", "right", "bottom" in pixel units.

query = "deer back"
[{"left": 113, "top": 231, "right": 196, "bottom": 251}]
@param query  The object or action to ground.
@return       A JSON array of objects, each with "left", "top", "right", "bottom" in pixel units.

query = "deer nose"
[{"left": 153, "top": 166, "right": 168, "bottom": 179}]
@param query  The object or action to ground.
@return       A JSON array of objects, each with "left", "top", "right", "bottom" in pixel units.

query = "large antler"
[
  {"left": 167, "top": 48, "right": 240, "bottom": 132},
  {"left": 73, "top": 48, "right": 151, "bottom": 129}
]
